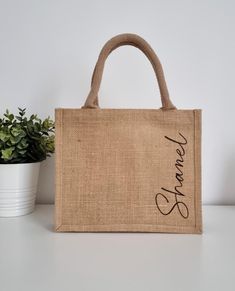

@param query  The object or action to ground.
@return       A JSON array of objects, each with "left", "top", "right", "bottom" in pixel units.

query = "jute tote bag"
[{"left": 55, "top": 33, "right": 202, "bottom": 233}]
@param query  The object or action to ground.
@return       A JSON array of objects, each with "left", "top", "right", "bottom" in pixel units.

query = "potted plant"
[{"left": 0, "top": 108, "right": 54, "bottom": 217}]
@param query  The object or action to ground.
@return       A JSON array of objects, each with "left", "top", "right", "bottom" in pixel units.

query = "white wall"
[{"left": 0, "top": 0, "right": 234, "bottom": 204}]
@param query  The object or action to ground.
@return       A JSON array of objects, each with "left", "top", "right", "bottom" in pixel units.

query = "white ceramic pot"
[{"left": 0, "top": 162, "right": 40, "bottom": 217}]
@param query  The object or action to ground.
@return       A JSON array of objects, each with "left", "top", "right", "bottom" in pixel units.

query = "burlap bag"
[{"left": 55, "top": 34, "right": 202, "bottom": 233}]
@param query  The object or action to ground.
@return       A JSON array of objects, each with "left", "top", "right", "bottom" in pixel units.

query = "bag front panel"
[{"left": 55, "top": 109, "right": 201, "bottom": 233}]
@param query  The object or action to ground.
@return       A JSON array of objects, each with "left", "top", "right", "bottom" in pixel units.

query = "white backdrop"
[{"left": 0, "top": 0, "right": 234, "bottom": 204}]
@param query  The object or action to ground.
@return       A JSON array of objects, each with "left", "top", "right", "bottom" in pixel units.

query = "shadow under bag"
[{"left": 55, "top": 33, "right": 202, "bottom": 233}]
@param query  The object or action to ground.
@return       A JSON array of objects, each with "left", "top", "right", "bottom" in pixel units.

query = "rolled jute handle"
[{"left": 83, "top": 33, "right": 176, "bottom": 110}]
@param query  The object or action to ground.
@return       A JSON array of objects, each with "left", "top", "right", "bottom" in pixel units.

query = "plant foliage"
[{"left": 0, "top": 108, "right": 55, "bottom": 163}]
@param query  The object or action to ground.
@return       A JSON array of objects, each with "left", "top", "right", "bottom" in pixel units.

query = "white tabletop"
[{"left": 0, "top": 205, "right": 234, "bottom": 291}]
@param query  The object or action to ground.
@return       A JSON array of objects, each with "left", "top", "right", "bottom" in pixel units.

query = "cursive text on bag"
[{"left": 155, "top": 132, "right": 189, "bottom": 219}]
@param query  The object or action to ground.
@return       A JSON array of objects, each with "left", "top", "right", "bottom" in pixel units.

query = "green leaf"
[
  {"left": 0, "top": 131, "right": 10, "bottom": 142},
  {"left": 16, "top": 138, "right": 28, "bottom": 149},
  {"left": 10, "top": 135, "right": 22, "bottom": 145},
  {"left": 1, "top": 147, "right": 14, "bottom": 161},
  {"left": 8, "top": 114, "right": 14, "bottom": 121},
  {"left": 18, "top": 149, "right": 27, "bottom": 155},
  {"left": 11, "top": 127, "right": 23, "bottom": 137}
]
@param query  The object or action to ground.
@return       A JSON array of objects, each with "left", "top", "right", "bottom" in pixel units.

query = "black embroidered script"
[{"left": 155, "top": 132, "right": 189, "bottom": 219}]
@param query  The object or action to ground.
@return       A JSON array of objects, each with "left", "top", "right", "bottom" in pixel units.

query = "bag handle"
[{"left": 83, "top": 33, "right": 176, "bottom": 110}]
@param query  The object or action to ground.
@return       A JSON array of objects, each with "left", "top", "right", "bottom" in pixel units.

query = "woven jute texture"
[{"left": 55, "top": 34, "right": 202, "bottom": 233}]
